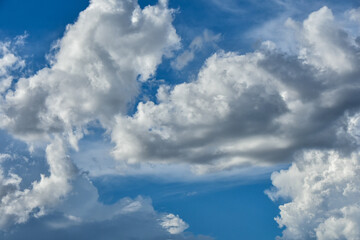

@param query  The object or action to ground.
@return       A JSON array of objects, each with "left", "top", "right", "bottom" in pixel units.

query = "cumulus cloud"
[
  {"left": 0, "top": 0, "right": 179, "bottom": 144},
  {"left": 160, "top": 213, "right": 189, "bottom": 234},
  {"left": 267, "top": 150, "right": 360, "bottom": 240},
  {"left": 0, "top": 0, "right": 181, "bottom": 231},
  {"left": 111, "top": 6, "right": 360, "bottom": 173},
  {"left": 1, "top": 2, "right": 360, "bottom": 238}
]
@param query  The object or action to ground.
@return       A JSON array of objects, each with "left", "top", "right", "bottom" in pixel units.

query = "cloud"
[
  {"left": 298, "top": 6, "right": 358, "bottom": 73},
  {"left": 160, "top": 213, "right": 189, "bottom": 234},
  {"left": 0, "top": 0, "right": 181, "bottom": 231},
  {"left": 171, "top": 30, "right": 220, "bottom": 70},
  {"left": 0, "top": 137, "right": 76, "bottom": 228},
  {"left": 0, "top": 0, "right": 180, "bottom": 144},
  {"left": 0, "top": 37, "right": 25, "bottom": 93},
  {"left": 0, "top": 173, "right": 212, "bottom": 240},
  {"left": 208, "top": 0, "right": 245, "bottom": 14},
  {"left": 1, "top": 2, "right": 360, "bottom": 238},
  {"left": 111, "top": 6, "right": 360, "bottom": 173},
  {"left": 267, "top": 150, "right": 360, "bottom": 240}
]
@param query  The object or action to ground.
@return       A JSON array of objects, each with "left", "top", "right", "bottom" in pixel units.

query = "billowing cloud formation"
[
  {"left": 1, "top": 2, "right": 360, "bottom": 239},
  {"left": 111, "top": 6, "right": 360, "bottom": 173},
  {"left": 0, "top": 0, "right": 182, "bottom": 231},
  {"left": 0, "top": 0, "right": 179, "bottom": 144},
  {"left": 267, "top": 150, "right": 360, "bottom": 240}
]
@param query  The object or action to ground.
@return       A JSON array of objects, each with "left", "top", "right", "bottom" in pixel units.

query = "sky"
[{"left": 0, "top": 0, "right": 360, "bottom": 239}]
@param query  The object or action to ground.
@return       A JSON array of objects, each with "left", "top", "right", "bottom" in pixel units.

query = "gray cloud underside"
[
  {"left": 111, "top": 7, "right": 360, "bottom": 173},
  {"left": 1, "top": 1, "right": 360, "bottom": 239}
]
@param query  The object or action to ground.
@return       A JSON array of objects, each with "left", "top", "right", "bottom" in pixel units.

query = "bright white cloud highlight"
[
  {"left": 267, "top": 150, "right": 360, "bottom": 240},
  {"left": 160, "top": 213, "right": 189, "bottom": 234}
]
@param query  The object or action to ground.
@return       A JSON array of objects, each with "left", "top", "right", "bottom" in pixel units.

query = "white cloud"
[
  {"left": 0, "top": 0, "right": 180, "bottom": 144},
  {"left": 171, "top": 30, "right": 220, "bottom": 70},
  {"left": 1, "top": 3, "right": 360, "bottom": 238},
  {"left": 111, "top": 6, "right": 360, "bottom": 173},
  {"left": 0, "top": 39, "right": 25, "bottom": 78},
  {"left": 0, "top": 172, "right": 211, "bottom": 240},
  {"left": 0, "top": 38, "right": 25, "bottom": 93},
  {"left": 347, "top": 7, "right": 360, "bottom": 22},
  {"left": 0, "top": 154, "right": 11, "bottom": 163},
  {"left": 0, "top": 0, "right": 180, "bottom": 230},
  {"left": 0, "top": 137, "right": 76, "bottom": 228},
  {"left": 160, "top": 213, "right": 189, "bottom": 234},
  {"left": 298, "top": 7, "right": 358, "bottom": 73},
  {"left": 267, "top": 150, "right": 360, "bottom": 240},
  {"left": 112, "top": 51, "right": 290, "bottom": 173}
]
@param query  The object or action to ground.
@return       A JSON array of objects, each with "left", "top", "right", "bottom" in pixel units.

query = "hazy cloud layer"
[
  {"left": 171, "top": 30, "right": 221, "bottom": 70},
  {"left": 111, "top": 7, "right": 360, "bottom": 173},
  {"left": 0, "top": 173, "right": 210, "bottom": 240}
]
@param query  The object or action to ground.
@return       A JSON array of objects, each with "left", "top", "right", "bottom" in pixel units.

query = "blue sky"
[{"left": 0, "top": 0, "right": 360, "bottom": 239}]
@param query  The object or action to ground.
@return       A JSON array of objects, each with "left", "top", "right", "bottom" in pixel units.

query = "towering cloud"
[{"left": 264, "top": 7, "right": 360, "bottom": 239}]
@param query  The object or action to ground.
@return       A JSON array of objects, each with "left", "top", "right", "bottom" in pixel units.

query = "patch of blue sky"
[
  {"left": 133, "top": 0, "right": 360, "bottom": 115},
  {"left": 0, "top": 130, "right": 48, "bottom": 189},
  {"left": 92, "top": 175, "right": 282, "bottom": 240},
  {"left": 1, "top": 0, "right": 360, "bottom": 239},
  {"left": 0, "top": 0, "right": 89, "bottom": 71}
]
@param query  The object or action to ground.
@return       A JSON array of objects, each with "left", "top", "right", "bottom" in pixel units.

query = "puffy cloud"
[
  {"left": 0, "top": 0, "right": 179, "bottom": 143},
  {"left": 112, "top": 51, "right": 289, "bottom": 173},
  {"left": 297, "top": 7, "right": 359, "bottom": 73},
  {"left": 1, "top": 3, "right": 360, "bottom": 238},
  {"left": 0, "top": 0, "right": 181, "bottom": 230},
  {"left": 160, "top": 213, "right": 189, "bottom": 234},
  {"left": 111, "top": 6, "right": 360, "bottom": 173},
  {"left": 267, "top": 150, "right": 360, "bottom": 240}
]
